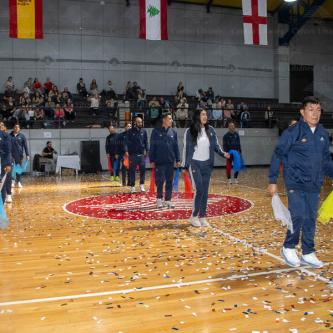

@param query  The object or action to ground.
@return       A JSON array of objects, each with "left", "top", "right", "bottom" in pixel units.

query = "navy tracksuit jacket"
[
  {"left": 10, "top": 131, "right": 29, "bottom": 183},
  {"left": 105, "top": 133, "right": 121, "bottom": 177},
  {"left": 149, "top": 127, "right": 180, "bottom": 200},
  {"left": 269, "top": 118, "right": 333, "bottom": 254},
  {"left": 0, "top": 131, "right": 12, "bottom": 203}
]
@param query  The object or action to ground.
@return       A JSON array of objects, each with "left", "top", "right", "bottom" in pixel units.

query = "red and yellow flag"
[{"left": 9, "top": 0, "right": 43, "bottom": 39}]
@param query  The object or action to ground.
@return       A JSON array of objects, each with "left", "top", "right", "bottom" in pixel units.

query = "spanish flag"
[{"left": 9, "top": 0, "right": 43, "bottom": 39}]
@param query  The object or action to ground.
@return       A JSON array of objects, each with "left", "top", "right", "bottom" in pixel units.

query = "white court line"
[
  {"left": 210, "top": 225, "right": 332, "bottom": 285},
  {"left": 0, "top": 267, "right": 300, "bottom": 307}
]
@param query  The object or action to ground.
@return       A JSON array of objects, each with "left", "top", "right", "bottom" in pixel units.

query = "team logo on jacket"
[{"left": 64, "top": 193, "right": 253, "bottom": 221}]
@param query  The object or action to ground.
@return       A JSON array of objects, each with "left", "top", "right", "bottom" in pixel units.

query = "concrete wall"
[{"left": 22, "top": 127, "right": 280, "bottom": 172}]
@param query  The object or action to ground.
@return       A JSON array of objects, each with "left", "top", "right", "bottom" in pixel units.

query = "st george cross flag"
[
  {"left": 242, "top": 0, "right": 267, "bottom": 46},
  {"left": 9, "top": 0, "right": 43, "bottom": 39},
  {"left": 140, "top": 0, "right": 168, "bottom": 40}
]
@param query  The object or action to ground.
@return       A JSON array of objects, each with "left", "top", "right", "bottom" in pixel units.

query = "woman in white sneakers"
[{"left": 182, "top": 109, "right": 229, "bottom": 227}]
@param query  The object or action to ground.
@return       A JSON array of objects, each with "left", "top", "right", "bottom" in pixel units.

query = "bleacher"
[{"left": 2, "top": 92, "right": 333, "bottom": 130}]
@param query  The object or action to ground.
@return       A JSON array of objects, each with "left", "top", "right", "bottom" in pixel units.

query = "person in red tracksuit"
[{"left": 223, "top": 121, "right": 242, "bottom": 184}]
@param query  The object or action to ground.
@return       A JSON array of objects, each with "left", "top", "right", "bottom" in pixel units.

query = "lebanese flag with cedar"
[
  {"left": 242, "top": 0, "right": 267, "bottom": 46},
  {"left": 140, "top": 0, "right": 168, "bottom": 40}
]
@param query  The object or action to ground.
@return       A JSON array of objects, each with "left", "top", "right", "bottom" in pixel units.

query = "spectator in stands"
[
  {"left": 34, "top": 107, "right": 45, "bottom": 124},
  {"left": 32, "top": 91, "right": 44, "bottom": 108},
  {"left": 265, "top": 105, "right": 275, "bottom": 128},
  {"left": 137, "top": 89, "right": 146, "bottom": 109},
  {"left": 132, "top": 82, "right": 141, "bottom": 100},
  {"left": 22, "top": 106, "right": 35, "bottom": 129},
  {"left": 206, "top": 87, "right": 214, "bottom": 102},
  {"left": 90, "top": 79, "right": 98, "bottom": 95},
  {"left": 148, "top": 97, "right": 161, "bottom": 126},
  {"left": 212, "top": 97, "right": 223, "bottom": 127},
  {"left": 44, "top": 96, "right": 55, "bottom": 119},
  {"left": 33, "top": 78, "right": 42, "bottom": 92},
  {"left": 54, "top": 103, "right": 65, "bottom": 125},
  {"left": 2, "top": 96, "right": 16, "bottom": 120},
  {"left": 224, "top": 99, "right": 234, "bottom": 127},
  {"left": 176, "top": 85, "right": 185, "bottom": 103},
  {"left": 237, "top": 101, "right": 248, "bottom": 123},
  {"left": 160, "top": 97, "right": 171, "bottom": 114},
  {"left": 54, "top": 92, "right": 63, "bottom": 106},
  {"left": 4, "top": 76, "right": 15, "bottom": 92},
  {"left": 125, "top": 81, "right": 134, "bottom": 100},
  {"left": 176, "top": 81, "right": 184, "bottom": 95},
  {"left": 105, "top": 81, "right": 117, "bottom": 100},
  {"left": 104, "top": 100, "right": 117, "bottom": 121},
  {"left": 77, "top": 78, "right": 88, "bottom": 97},
  {"left": 22, "top": 81, "right": 31, "bottom": 96},
  {"left": 64, "top": 99, "right": 75, "bottom": 122},
  {"left": 89, "top": 94, "right": 101, "bottom": 116},
  {"left": 24, "top": 78, "right": 34, "bottom": 93},
  {"left": 44, "top": 78, "right": 53, "bottom": 94},
  {"left": 240, "top": 108, "right": 251, "bottom": 128},
  {"left": 62, "top": 87, "right": 72, "bottom": 102},
  {"left": 176, "top": 97, "right": 189, "bottom": 128},
  {"left": 19, "top": 92, "right": 31, "bottom": 107},
  {"left": 196, "top": 89, "right": 205, "bottom": 102}
]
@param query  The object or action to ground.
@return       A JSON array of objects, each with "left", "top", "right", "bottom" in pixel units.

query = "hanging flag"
[
  {"left": 242, "top": 0, "right": 267, "bottom": 46},
  {"left": 140, "top": 0, "right": 168, "bottom": 40},
  {"left": 9, "top": 0, "right": 43, "bottom": 39}
]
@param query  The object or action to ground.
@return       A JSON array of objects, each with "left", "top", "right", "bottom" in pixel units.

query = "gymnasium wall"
[
  {"left": 23, "top": 127, "right": 280, "bottom": 172},
  {"left": 0, "top": 0, "right": 332, "bottom": 103}
]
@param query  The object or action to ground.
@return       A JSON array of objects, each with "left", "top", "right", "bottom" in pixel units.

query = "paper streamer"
[{"left": 272, "top": 193, "right": 293, "bottom": 233}]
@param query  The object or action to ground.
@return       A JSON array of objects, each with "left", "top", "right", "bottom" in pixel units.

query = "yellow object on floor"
[{"left": 318, "top": 191, "right": 333, "bottom": 224}]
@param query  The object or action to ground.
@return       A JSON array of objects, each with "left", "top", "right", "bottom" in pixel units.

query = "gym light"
[{"left": 284, "top": 0, "right": 297, "bottom": 2}]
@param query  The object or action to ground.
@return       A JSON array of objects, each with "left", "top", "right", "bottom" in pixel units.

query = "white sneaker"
[
  {"left": 280, "top": 247, "right": 300, "bottom": 267},
  {"left": 164, "top": 201, "right": 175, "bottom": 209},
  {"left": 140, "top": 184, "right": 146, "bottom": 193},
  {"left": 189, "top": 216, "right": 201, "bottom": 227},
  {"left": 17, "top": 182, "right": 23, "bottom": 188},
  {"left": 228, "top": 179, "right": 233, "bottom": 185},
  {"left": 156, "top": 198, "right": 163, "bottom": 208},
  {"left": 5, "top": 195, "right": 12, "bottom": 203},
  {"left": 301, "top": 252, "right": 324, "bottom": 269},
  {"left": 11, "top": 180, "right": 15, "bottom": 188},
  {"left": 130, "top": 187, "right": 136, "bottom": 194},
  {"left": 234, "top": 179, "right": 239, "bottom": 184},
  {"left": 199, "top": 217, "right": 210, "bottom": 227}
]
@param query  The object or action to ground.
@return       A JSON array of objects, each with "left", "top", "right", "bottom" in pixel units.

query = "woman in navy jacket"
[{"left": 182, "top": 109, "right": 229, "bottom": 227}]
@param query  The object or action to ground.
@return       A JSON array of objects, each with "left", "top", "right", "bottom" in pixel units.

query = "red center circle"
[{"left": 64, "top": 193, "right": 253, "bottom": 221}]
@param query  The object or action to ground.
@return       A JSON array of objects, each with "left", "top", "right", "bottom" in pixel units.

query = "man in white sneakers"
[{"left": 268, "top": 97, "right": 333, "bottom": 269}]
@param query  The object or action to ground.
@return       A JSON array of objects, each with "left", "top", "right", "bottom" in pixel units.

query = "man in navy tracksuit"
[
  {"left": 223, "top": 121, "right": 242, "bottom": 184},
  {"left": 124, "top": 116, "right": 148, "bottom": 193},
  {"left": 149, "top": 113, "right": 181, "bottom": 209},
  {"left": 0, "top": 123, "right": 12, "bottom": 204},
  {"left": 118, "top": 122, "right": 132, "bottom": 186},
  {"left": 10, "top": 124, "right": 29, "bottom": 188},
  {"left": 105, "top": 124, "right": 121, "bottom": 181},
  {"left": 268, "top": 96, "right": 333, "bottom": 269}
]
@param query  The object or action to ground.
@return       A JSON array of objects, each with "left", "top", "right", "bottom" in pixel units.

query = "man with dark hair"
[
  {"left": 223, "top": 121, "right": 242, "bottom": 184},
  {"left": 10, "top": 124, "right": 29, "bottom": 188},
  {"left": 105, "top": 124, "right": 121, "bottom": 181},
  {"left": 118, "top": 122, "right": 131, "bottom": 186},
  {"left": 124, "top": 116, "right": 148, "bottom": 193},
  {"left": 149, "top": 113, "right": 181, "bottom": 209},
  {"left": 268, "top": 96, "right": 333, "bottom": 269}
]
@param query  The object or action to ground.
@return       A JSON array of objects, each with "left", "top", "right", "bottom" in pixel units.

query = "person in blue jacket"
[
  {"left": 10, "top": 124, "right": 29, "bottom": 188},
  {"left": 118, "top": 122, "right": 131, "bottom": 186},
  {"left": 150, "top": 113, "right": 181, "bottom": 209},
  {"left": 105, "top": 124, "right": 121, "bottom": 181},
  {"left": 0, "top": 123, "right": 12, "bottom": 203},
  {"left": 268, "top": 96, "right": 333, "bottom": 269},
  {"left": 0, "top": 122, "right": 13, "bottom": 203},
  {"left": 223, "top": 121, "right": 242, "bottom": 184},
  {"left": 182, "top": 109, "right": 229, "bottom": 228},
  {"left": 124, "top": 116, "right": 148, "bottom": 194}
]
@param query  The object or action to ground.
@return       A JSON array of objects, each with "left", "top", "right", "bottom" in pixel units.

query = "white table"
[{"left": 56, "top": 155, "right": 80, "bottom": 176}]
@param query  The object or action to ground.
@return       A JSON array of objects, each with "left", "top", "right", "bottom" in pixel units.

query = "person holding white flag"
[{"left": 268, "top": 97, "right": 333, "bottom": 269}]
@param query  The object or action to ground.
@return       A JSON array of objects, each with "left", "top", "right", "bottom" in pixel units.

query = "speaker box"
[{"left": 80, "top": 141, "right": 102, "bottom": 173}]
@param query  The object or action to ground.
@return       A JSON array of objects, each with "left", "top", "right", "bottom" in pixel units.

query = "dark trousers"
[
  {"left": 226, "top": 158, "right": 239, "bottom": 179},
  {"left": 189, "top": 160, "right": 212, "bottom": 218},
  {"left": 284, "top": 190, "right": 320, "bottom": 255},
  {"left": 1, "top": 167, "right": 12, "bottom": 203},
  {"left": 129, "top": 154, "right": 146, "bottom": 187},
  {"left": 121, "top": 158, "right": 129, "bottom": 186},
  {"left": 13, "top": 156, "right": 23, "bottom": 183},
  {"left": 109, "top": 156, "right": 119, "bottom": 177},
  {"left": 155, "top": 163, "right": 174, "bottom": 201}
]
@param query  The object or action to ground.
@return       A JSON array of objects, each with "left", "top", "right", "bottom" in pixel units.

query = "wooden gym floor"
[{"left": 0, "top": 167, "right": 332, "bottom": 333}]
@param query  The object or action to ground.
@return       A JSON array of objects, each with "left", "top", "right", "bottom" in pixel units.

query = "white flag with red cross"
[{"left": 242, "top": 0, "right": 268, "bottom": 46}]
